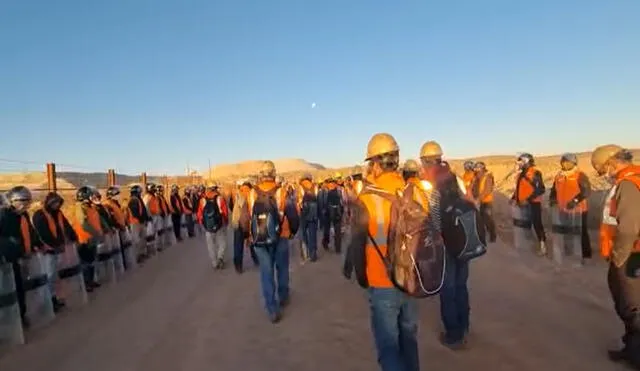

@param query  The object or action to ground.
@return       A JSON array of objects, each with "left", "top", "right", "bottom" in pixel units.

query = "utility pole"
[{"left": 208, "top": 158, "right": 212, "bottom": 181}]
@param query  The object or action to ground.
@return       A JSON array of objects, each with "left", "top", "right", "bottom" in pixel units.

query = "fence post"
[
  {"left": 141, "top": 172, "right": 147, "bottom": 189},
  {"left": 107, "top": 169, "right": 116, "bottom": 187},
  {"left": 46, "top": 163, "right": 57, "bottom": 192}
]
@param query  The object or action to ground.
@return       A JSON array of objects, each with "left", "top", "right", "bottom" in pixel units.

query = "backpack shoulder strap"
[{"left": 360, "top": 185, "right": 396, "bottom": 203}]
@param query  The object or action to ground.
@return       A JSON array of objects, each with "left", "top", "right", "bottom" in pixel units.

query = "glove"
[{"left": 566, "top": 199, "right": 578, "bottom": 210}]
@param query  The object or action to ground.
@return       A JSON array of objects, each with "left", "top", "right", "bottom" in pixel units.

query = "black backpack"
[
  {"left": 442, "top": 197, "right": 487, "bottom": 262},
  {"left": 250, "top": 188, "right": 281, "bottom": 247},
  {"left": 326, "top": 188, "right": 343, "bottom": 222},
  {"left": 202, "top": 197, "right": 223, "bottom": 233},
  {"left": 301, "top": 190, "right": 318, "bottom": 222}
]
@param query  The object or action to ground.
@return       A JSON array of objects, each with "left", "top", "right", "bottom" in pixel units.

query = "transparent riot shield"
[
  {"left": 511, "top": 204, "right": 535, "bottom": 251},
  {"left": 95, "top": 239, "right": 116, "bottom": 285},
  {"left": 180, "top": 214, "right": 188, "bottom": 241},
  {"left": 21, "top": 252, "right": 55, "bottom": 329},
  {"left": 57, "top": 243, "right": 87, "bottom": 307},
  {"left": 110, "top": 231, "right": 125, "bottom": 278},
  {"left": 165, "top": 216, "right": 176, "bottom": 246},
  {"left": 551, "top": 207, "right": 583, "bottom": 266},
  {"left": 153, "top": 215, "right": 164, "bottom": 251},
  {"left": 0, "top": 262, "right": 25, "bottom": 350},
  {"left": 120, "top": 227, "right": 137, "bottom": 271},
  {"left": 147, "top": 219, "right": 158, "bottom": 255}
]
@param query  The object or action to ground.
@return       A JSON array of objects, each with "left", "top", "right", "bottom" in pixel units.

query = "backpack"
[
  {"left": 327, "top": 188, "right": 343, "bottom": 222},
  {"left": 441, "top": 197, "right": 487, "bottom": 261},
  {"left": 283, "top": 199, "right": 300, "bottom": 237},
  {"left": 202, "top": 197, "right": 223, "bottom": 233},
  {"left": 232, "top": 195, "right": 251, "bottom": 237},
  {"left": 250, "top": 188, "right": 281, "bottom": 247},
  {"left": 301, "top": 190, "right": 318, "bottom": 222},
  {"left": 363, "top": 183, "right": 446, "bottom": 298}
]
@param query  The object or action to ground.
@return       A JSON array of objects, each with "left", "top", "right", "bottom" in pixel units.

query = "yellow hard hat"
[
  {"left": 334, "top": 171, "right": 343, "bottom": 179},
  {"left": 591, "top": 144, "right": 623, "bottom": 173},
  {"left": 420, "top": 141, "right": 443, "bottom": 159},
  {"left": 259, "top": 160, "right": 276, "bottom": 178},
  {"left": 365, "top": 133, "right": 399, "bottom": 160},
  {"left": 403, "top": 159, "right": 419, "bottom": 172}
]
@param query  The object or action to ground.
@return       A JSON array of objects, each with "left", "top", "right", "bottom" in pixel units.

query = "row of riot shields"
[{"left": 511, "top": 204, "right": 582, "bottom": 265}]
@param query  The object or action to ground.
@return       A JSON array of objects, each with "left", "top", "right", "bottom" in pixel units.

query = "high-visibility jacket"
[{"left": 600, "top": 165, "right": 640, "bottom": 259}]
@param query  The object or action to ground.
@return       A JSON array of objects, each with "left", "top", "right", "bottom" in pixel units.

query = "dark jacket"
[
  {"left": 32, "top": 207, "right": 77, "bottom": 249},
  {"left": 0, "top": 208, "right": 42, "bottom": 262}
]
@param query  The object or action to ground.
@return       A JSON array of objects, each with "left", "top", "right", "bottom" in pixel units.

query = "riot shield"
[
  {"left": 511, "top": 204, "right": 535, "bottom": 251},
  {"left": 95, "top": 239, "right": 116, "bottom": 285},
  {"left": 0, "top": 263, "right": 25, "bottom": 350},
  {"left": 165, "top": 216, "right": 176, "bottom": 246},
  {"left": 21, "top": 253, "right": 55, "bottom": 329},
  {"left": 147, "top": 218, "right": 159, "bottom": 255},
  {"left": 121, "top": 227, "right": 137, "bottom": 271},
  {"left": 551, "top": 207, "right": 583, "bottom": 266},
  {"left": 57, "top": 243, "right": 87, "bottom": 307},
  {"left": 110, "top": 231, "right": 125, "bottom": 278}
]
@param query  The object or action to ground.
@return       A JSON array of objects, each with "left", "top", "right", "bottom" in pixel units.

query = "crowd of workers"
[{"left": 0, "top": 138, "right": 638, "bottom": 371}]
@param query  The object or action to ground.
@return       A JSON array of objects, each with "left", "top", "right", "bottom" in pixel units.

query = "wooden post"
[
  {"left": 46, "top": 163, "right": 57, "bottom": 192},
  {"left": 141, "top": 172, "right": 148, "bottom": 189},
  {"left": 107, "top": 169, "right": 116, "bottom": 187}
]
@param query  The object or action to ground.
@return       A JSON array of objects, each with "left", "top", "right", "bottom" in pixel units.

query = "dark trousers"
[
  {"left": 11, "top": 261, "right": 26, "bottom": 320},
  {"left": 607, "top": 257, "right": 640, "bottom": 367},
  {"left": 479, "top": 203, "right": 497, "bottom": 241},
  {"left": 185, "top": 214, "right": 195, "bottom": 237},
  {"left": 233, "top": 227, "right": 258, "bottom": 269},
  {"left": 529, "top": 202, "right": 546, "bottom": 242},
  {"left": 580, "top": 212, "right": 592, "bottom": 259},
  {"left": 171, "top": 213, "right": 182, "bottom": 240},
  {"left": 77, "top": 243, "right": 97, "bottom": 286},
  {"left": 322, "top": 217, "right": 342, "bottom": 253}
]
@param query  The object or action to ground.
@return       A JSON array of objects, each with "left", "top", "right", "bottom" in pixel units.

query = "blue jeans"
[
  {"left": 254, "top": 239, "right": 290, "bottom": 316},
  {"left": 303, "top": 221, "right": 318, "bottom": 261},
  {"left": 439, "top": 256, "right": 470, "bottom": 343},
  {"left": 233, "top": 228, "right": 258, "bottom": 268},
  {"left": 368, "top": 288, "right": 419, "bottom": 371}
]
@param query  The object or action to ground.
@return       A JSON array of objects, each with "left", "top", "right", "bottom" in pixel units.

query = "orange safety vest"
[
  {"left": 42, "top": 209, "right": 66, "bottom": 241},
  {"left": 359, "top": 172, "right": 405, "bottom": 288},
  {"left": 477, "top": 172, "right": 494, "bottom": 203},
  {"left": 128, "top": 198, "right": 144, "bottom": 225},
  {"left": 516, "top": 166, "right": 543, "bottom": 203},
  {"left": 20, "top": 214, "right": 32, "bottom": 253},
  {"left": 599, "top": 165, "right": 640, "bottom": 258},
  {"left": 103, "top": 199, "right": 126, "bottom": 228},
  {"left": 145, "top": 194, "right": 161, "bottom": 216},
  {"left": 553, "top": 170, "right": 587, "bottom": 213},
  {"left": 73, "top": 204, "right": 103, "bottom": 244},
  {"left": 182, "top": 196, "right": 192, "bottom": 215},
  {"left": 462, "top": 171, "right": 475, "bottom": 195}
]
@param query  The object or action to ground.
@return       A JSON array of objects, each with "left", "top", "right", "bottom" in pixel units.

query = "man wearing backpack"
[
  {"left": 420, "top": 140, "right": 472, "bottom": 349},
  {"left": 322, "top": 177, "right": 344, "bottom": 253},
  {"left": 197, "top": 183, "right": 229, "bottom": 270},
  {"left": 346, "top": 133, "right": 420, "bottom": 371},
  {"left": 248, "top": 160, "right": 295, "bottom": 323},
  {"left": 298, "top": 173, "right": 319, "bottom": 262},
  {"left": 232, "top": 180, "right": 258, "bottom": 273}
]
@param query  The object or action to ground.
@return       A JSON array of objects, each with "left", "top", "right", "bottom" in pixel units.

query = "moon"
[{"left": 311, "top": 102, "right": 316, "bottom": 109}]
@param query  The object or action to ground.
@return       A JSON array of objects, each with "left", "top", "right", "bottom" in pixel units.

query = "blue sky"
[{"left": 1, "top": 0, "right": 639, "bottom": 175}]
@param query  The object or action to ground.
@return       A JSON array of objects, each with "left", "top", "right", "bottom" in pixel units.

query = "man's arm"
[{"left": 611, "top": 181, "right": 640, "bottom": 267}]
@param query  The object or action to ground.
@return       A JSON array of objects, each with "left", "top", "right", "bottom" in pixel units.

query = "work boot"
[
  {"left": 234, "top": 265, "right": 243, "bottom": 274},
  {"left": 215, "top": 259, "right": 225, "bottom": 270},
  {"left": 52, "top": 296, "right": 66, "bottom": 313},
  {"left": 537, "top": 241, "right": 547, "bottom": 256},
  {"left": 21, "top": 316, "right": 31, "bottom": 330},
  {"left": 608, "top": 347, "right": 629, "bottom": 362},
  {"left": 269, "top": 312, "right": 282, "bottom": 324}
]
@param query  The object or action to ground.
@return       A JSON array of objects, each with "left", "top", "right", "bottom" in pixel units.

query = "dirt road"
[{"left": 0, "top": 231, "right": 629, "bottom": 371}]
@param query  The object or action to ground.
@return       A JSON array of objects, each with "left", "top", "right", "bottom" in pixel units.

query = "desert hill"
[{"left": 208, "top": 158, "right": 325, "bottom": 181}]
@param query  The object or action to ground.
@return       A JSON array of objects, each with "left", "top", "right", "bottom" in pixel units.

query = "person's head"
[
  {"left": 146, "top": 183, "right": 157, "bottom": 195},
  {"left": 516, "top": 153, "right": 535, "bottom": 170},
  {"left": 365, "top": 133, "right": 400, "bottom": 179},
  {"left": 473, "top": 161, "right": 487, "bottom": 174},
  {"left": 259, "top": 160, "right": 276, "bottom": 182},
  {"left": 463, "top": 160, "right": 475, "bottom": 172},
  {"left": 106, "top": 186, "right": 121, "bottom": 200},
  {"left": 157, "top": 184, "right": 165, "bottom": 196},
  {"left": 402, "top": 159, "right": 419, "bottom": 181},
  {"left": 299, "top": 173, "right": 313, "bottom": 184},
  {"left": 170, "top": 184, "right": 179, "bottom": 194},
  {"left": 591, "top": 144, "right": 634, "bottom": 181},
  {"left": 560, "top": 153, "right": 578, "bottom": 171},
  {"left": 130, "top": 184, "right": 142, "bottom": 197},
  {"left": 89, "top": 187, "right": 102, "bottom": 204},
  {"left": 76, "top": 186, "right": 93, "bottom": 204},
  {"left": 6, "top": 186, "right": 33, "bottom": 214},
  {"left": 44, "top": 192, "right": 64, "bottom": 211},
  {"left": 275, "top": 175, "right": 284, "bottom": 187}
]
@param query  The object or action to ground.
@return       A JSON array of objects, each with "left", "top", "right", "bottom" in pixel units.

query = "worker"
[
  {"left": 72, "top": 186, "right": 103, "bottom": 292},
  {"left": 32, "top": 192, "right": 78, "bottom": 312},
  {"left": 321, "top": 176, "right": 344, "bottom": 253},
  {"left": 462, "top": 160, "right": 476, "bottom": 195},
  {"left": 127, "top": 184, "right": 150, "bottom": 263},
  {"left": 591, "top": 144, "right": 640, "bottom": 369},
  {"left": 169, "top": 184, "right": 184, "bottom": 242},
  {"left": 511, "top": 153, "right": 547, "bottom": 256},
  {"left": 157, "top": 185, "right": 174, "bottom": 247},
  {"left": 472, "top": 162, "right": 497, "bottom": 243},
  {"left": 298, "top": 173, "right": 319, "bottom": 262},
  {"left": 181, "top": 187, "right": 196, "bottom": 238},
  {"left": 402, "top": 159, "right": 420, "bottom": 184},
  {"left": 247, "top": 160, "right": 296, "bottom": 323},
  {"left": 549, "top": 153, "right": 592, "bottom": 261},
  {"left": 232, "top": 180, "right": 258, "bottom": 273},
  {"left": 103, "top": 186, "right": 129, "bottom": 270},
  {"left": 197, "top": 183, "right": 229, "bottom": 270},
  {"left": 419, "top": 140, "right": 471, "bottom": 349},
  {"left": 0, "top": 186, "right": 44, "bottom": 328},
  {"left": 143, "top": 183, "right": 162, "bottom": 252},
  {"left": 346, "top": 133, "right": 419, "bottom": 371}
]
